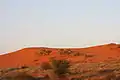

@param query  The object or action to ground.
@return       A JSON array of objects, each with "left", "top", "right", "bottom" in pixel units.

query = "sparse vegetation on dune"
[
  {"left": 1, "top": 43, "right": 120, "bottom": 80},
  {"left": 40, "top": 58, "right": 70, "bottom": 80},
  {"left": 1, "top": 72, "right": 37, "bottom": 80},
  {"left": 1, "top": 59, "right": 120, "bottom": 80},
  {"left": 37, "top": 48, "right": 52, "bottom": 56}
]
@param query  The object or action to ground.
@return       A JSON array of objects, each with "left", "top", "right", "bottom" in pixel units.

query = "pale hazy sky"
[{"left": 0, "top": 0, "right": 120, "bottom": 53}]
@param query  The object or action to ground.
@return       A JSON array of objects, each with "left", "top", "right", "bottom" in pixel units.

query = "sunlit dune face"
[{"left": 0, "top": 43, "right": 120, "bottom": 68}]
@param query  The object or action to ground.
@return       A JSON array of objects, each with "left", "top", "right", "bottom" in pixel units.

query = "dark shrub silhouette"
[{"left": 50, "top": 58, "right": 70, "bottom": 76}]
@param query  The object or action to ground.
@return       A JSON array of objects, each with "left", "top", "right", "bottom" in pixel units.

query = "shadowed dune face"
[{"left": 0, "top": 43, "right": 120, "bottom": 68}]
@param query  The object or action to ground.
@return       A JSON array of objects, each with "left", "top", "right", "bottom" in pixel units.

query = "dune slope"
[{"left": 0, "top": 43, "right": 120, "bottom": 68}]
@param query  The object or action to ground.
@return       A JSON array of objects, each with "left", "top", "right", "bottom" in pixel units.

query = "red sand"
[{"left": 0, "top": 43, "right": 120, "bottom": 68}]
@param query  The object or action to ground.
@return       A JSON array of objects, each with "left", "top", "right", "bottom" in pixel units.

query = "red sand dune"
[{"left": 0, "top": 43, "right": 120, "bottom": 68}]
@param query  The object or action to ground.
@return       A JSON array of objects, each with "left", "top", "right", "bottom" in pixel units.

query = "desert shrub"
[
  {"left": 73, "top": 52, "right": 80, "bottom": 56},
  {"left": 46, "top": 50, "right": 52, "bottom": 54},
  {"left": 72, "top": 52, "right": 85, "bottom": 56},
  {"left": 50, "top": 58, "right": 70, "bottom": 76},
  {"left": 64, "top": 49, "right": 73, "bottom": 55},
  {"left": 38, "top": 49, "right": 52, "bottom": 55},
  {"left": 58, "top": 49, "right": 73, "bottom": 55},
  {"left": 57, "top": 49, "right": 65, "bottom": 55}
]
